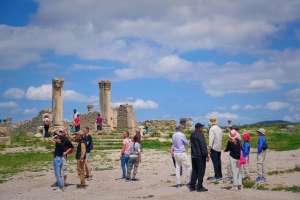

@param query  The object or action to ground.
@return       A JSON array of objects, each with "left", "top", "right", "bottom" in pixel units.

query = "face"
[
  {"left": 122, "top": 132, "right": 128, "bottom": 138},
  {"left": 83, "top": 128, "right": 89, "bottom": 135}
]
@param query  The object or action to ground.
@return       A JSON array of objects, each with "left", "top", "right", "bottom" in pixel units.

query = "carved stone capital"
[{"left": 52, "top": 78, "right": 64, "bottom": 89}]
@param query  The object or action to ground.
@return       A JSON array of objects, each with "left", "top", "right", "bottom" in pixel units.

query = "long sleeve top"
[
  {"left": 257, "top": 135, "right": 267, "bottom": 154},
  {"left": 242, "top": 141, "right": 251, "bottom": 158},
  {"left": 209, "top": 125, "right": 224, "bottom": 152},
  {"left": 190, "top": 131, "right": 208, "bottom": 158},
  {"left": 172, "top": 131, "right": 188, "bottom": 153},
  {"left": 224, "top": 140, "right": 241, "bottom": 160}
]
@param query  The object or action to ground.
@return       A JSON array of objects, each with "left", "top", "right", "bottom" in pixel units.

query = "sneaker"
[
  {"left": 238, "top": 185, "right": 242, "bottom": 190},
  {"left": 256, "top": 176, "right": 262, "bottom": 182},
  {"left": 51, "top": 183, "right": 57, "bottom": 187},
  {"left": 131, "top": 178, "right": 138, "bottom": 181},
  {"left": 189, "top": 186, "right": 196, "bottom": 192},
  {"left": 197, "top": 187, "right": 208, "bottom": 192},
  {"left": 87, "top": 176, "right": 93, "bottom": 181},
  {"left": 207, "top": 176, "right": 215, "bottom": 181},
  {"left": 126, "top": 177, "right": 131, "bottom": 181}
]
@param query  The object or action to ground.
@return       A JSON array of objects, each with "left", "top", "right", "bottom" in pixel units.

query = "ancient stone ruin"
[
  {"left": 52, "top": 78, "right": 64, "bottom": 130},
  {"left": 0, "top": 118, "right": 12, "bottom": 145}
]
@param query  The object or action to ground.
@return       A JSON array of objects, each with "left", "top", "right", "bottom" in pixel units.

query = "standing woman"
[
  {"left": 224, "top": 129, "right": 243, "bottom": 191},
  {"left": 120, "top": 131, "right": 131, "bottom": 179},
  {"left": 127, "top": 134, "right": 141, "bottom": 181}
]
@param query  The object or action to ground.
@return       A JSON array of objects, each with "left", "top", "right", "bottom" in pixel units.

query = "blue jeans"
[
  {"left": 121, "top": 154, "right": 129, "bottom": 178},
  {"left": 53, "top": 156, "right": 64, "bottom": 188}
]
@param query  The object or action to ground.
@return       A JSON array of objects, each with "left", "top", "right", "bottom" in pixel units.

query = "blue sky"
[{"left": 0, "top": 0, "right": 300, "bottom": 125}]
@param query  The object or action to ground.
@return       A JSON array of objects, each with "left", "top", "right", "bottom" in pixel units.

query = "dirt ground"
[{"left": 0, "top": 149, "right": 300, "bottom": 200}]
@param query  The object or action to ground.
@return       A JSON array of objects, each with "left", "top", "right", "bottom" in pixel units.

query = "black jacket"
[
  {"left": 190, "top": 131, "right": 208, "bottom": 158},
  {"left": 224, "top": 140, "right": 241, "bottom": 160}
]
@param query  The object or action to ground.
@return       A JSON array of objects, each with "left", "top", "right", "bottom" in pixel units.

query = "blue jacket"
[
  {"left": 242, "top": 141, "right": 250, "bottom": 157},
  {"left": 257, "top": 135, "right": 267, "bottom": 154}
]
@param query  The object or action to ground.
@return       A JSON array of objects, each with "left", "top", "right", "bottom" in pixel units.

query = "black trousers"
[
  {"left": 44, "top": 125, "right": 50, "bottom": 138},
  {"left": 75, "top": 125, "right": 80, "bottom": 132},
  {"left": 190, "top": 157, "right": 206, "bottom": 189},
  {"left": 210, "top": 149, "right": 222, "bottom": 179}
]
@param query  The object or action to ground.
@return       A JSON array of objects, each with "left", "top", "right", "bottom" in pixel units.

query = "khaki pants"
[
  {"left": 257, "top": 151, "right": 266, "bottom": 178},
  {"left": 77, "top": 160, "right": 85, "bottom": 185},
  {"left": 174, "top": 152, "right": 191, "bottom": 185},
  {"left": 230, "top": 156, "right": 242, "bottom": 186}
]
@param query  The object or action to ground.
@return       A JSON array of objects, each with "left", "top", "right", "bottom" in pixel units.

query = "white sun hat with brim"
[{"left": 257, "top": 128, "right": 266, "bottom": 135}]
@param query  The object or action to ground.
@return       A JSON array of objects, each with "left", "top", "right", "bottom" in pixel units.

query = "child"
[
  {"left": 225, "top": 129, "right": 242, "bottom": 190},
  {"left": 242, "top": 132, "right": 251, "bottom": 179},
  {"left": 256, "top": 128, "right": 267, "bottom": 183},
  {"left": 127, "top": 135, "right": 141, "bottom": 181}
]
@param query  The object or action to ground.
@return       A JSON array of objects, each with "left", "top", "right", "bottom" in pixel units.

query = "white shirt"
[{"left": 209, "top": 125, "right": 224, "bottom": 152}]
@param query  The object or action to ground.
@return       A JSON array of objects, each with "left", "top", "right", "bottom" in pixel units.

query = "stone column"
[
  {"left": 98, "top": 80, "right": 113, "bottom": 129},
  {"left": 87, "top": 104, "right": 94, "bottom": 113},
  {"left": 52, "top": 78, "right": 64, "bottom": 127}
]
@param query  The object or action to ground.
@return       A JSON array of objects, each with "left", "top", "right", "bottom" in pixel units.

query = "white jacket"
[{"left": 209, "top": 125, "right": 224, "bottom": 152}]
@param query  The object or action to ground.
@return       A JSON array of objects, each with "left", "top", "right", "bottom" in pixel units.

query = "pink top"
[{"left": 123, "top": 138, "right": 131, "bottom": 155}]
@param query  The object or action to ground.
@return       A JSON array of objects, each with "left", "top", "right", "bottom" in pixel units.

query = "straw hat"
[{"left": 257, "top": 128, "right": 266, "bottom": 135}]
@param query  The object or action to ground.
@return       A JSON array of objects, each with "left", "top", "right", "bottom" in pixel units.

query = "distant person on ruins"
[
  {"left": 120, "top": 131, "right": 131, "bottom": 179},
  {"left": 96, "top": 113, "right": 103, "bottom": 131},
  {"left": 224, "top": 129, "right": 243, "bottom": 191},
  {"left": 83, "top": 127, "right": 93, "bottom": 181},
  {"left": 52, "top": 131, "right": 65, "bottom": 191},
  {"left": 256, "top": 128, "right": 268, "bottom": 183},
  {"left": 75, "top": 131, "right": 87, "bottom": 188},
  {"left": 43, "top": 114, "right": 50, "bottom": 138},
  {"left": 73, "top": 109, "right": 78, "bottom": 120},
  {"left": 189, "top": 123, "right": 208, "bottom": 192},
  {"left": 241, "top": 132, "right": 251, "bottom": 179},
  {"left": 74, "top": 114, "right": 81, "bottom": 132},
  {"left": 171, "top": 125, "right": 191, "bottom": 188},
  {"left": 208, "top": 116, "right": 224, "bottom": 182},
  {"left": 126, "top": 134, "right": 141, "bottom": 181}
]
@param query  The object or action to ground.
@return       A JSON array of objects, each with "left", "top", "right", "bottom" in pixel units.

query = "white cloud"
[
  {"left": 72, "top": 64, "right": 104, "bottom": 71},
  {"left": 231, "top": 104, "right": 240, "bottom": 111},
  {"left": 113, "top": 98, "right": 159, "bottom": 110},
  {"left": 25, "top": 83, "right": 92, "bottom": 102},
  {"left": 205, "top": 111, "right": 238, "bottom": 121},
  {"left": 248, "top": 79, "right": 278, "bottom": 90},
  {"left": 23, "top": 108, "right": 38, "bottom": 115},
  {"left": 26, "top": 84, "right": 52, "bottom": 100},
  {"left": 283, "top": 114, "right": 300, "bottom": 122},
  {"left": 265, "top": 101, "right": 289, "bottom": 111},
  {"left": 0, "top": 101, "right": 18, "bottom": 109},
  {"left": 244, "top": 104, "right": 262, "bottom": 110},
  {"left": 286, "top": 88, "right": 300, "bottom": 102},
  {"left": 3, "top": 88, "right": 25, "bottom": 99}
]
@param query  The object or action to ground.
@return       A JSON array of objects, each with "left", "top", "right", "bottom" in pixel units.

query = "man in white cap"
[
  {"left": 208, "top": 116, "right": 224, "bottom": 182},
  {"left": 172, "top": 125, "right": 191, "bottom": 187}
]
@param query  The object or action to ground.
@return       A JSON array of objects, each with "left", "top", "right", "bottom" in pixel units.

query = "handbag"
[{"left": 237, "top": 150, "right": 246, "bottom": 168}]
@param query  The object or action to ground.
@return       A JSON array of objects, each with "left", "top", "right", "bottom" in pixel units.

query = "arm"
[
  {"left": 257, "top": 137, "right": 264, "bottom": 154},
  {"left": 182, "top": 134, "right": 189, "bottom": 145},
  {"left": 80, "top": 143, "right": 86, "bottom": 161},
  {"left": 120, "top": 141, "right": 125, "bottom": 157},
  {"left": 224, "top": 141, "right": 230, "bottom": 152},
  {"left": 199, "top": 135, "right": 208, "bottom": 157},
  {"left": 208, "top": 128, "right": 215, "bottom": 149}
]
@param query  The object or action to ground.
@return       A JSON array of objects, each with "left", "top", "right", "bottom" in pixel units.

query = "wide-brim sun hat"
[
  {"left": 257, "top": 128, "right": 266, "bottom": 135},
  {"left": 229, "top": 129, "right": 240, "bottom": 140}
]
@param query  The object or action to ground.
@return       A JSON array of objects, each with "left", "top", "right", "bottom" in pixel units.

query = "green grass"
[
  {"left": 243, "top": 178, "right": 256, "bottom": 188},
  {"left": 9, "top": 132, "right": 53, "bottom": 150},
  {"left": 0, "top": 152, "right": 53, "bottom": 183},
  {"left": 142, "top": 140, "right": 172, "bottom": 151},
  {"left": 271, "top": 185, "right": 300, "bottom": 193},
  {"left": 268, "top": 165, "right": 300, "bottom": 175}
]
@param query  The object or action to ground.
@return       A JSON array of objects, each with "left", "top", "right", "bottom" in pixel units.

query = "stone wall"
[
  {"left": 142, "top": 120, "right": 176, "bottom": 132},
  {"left": 79, "top": 111, "right": 99, "bottom": 131},
  {"left": 117, "top": 104, "right": 136, "bottom": 129},
  {"left": 15, "top": 109, "right": 52, "bottom": 134}
]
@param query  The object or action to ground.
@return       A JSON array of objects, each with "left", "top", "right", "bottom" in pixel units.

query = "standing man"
[
  {"left": 172, "top": 125, "right": 191, "bottom": 188},
  {"left": 74, "top": 114, "right": 81, "bottom": 132},
  {"left": 75, "top": 132, "right": 87, "bottom": 188},
  {"left": 96, "top": 113, "right": 103, "bottom": 131},
  {"left": 190, "top": 123, "right": 208, "bottom": 192},
  {"left": 60, "top": 128, "right": 74, "bottom": 185},
  {"left": 208, "top": 116, "right": 224, "bottom": 182},
  {"left": 83, "top": 127, "right": 93, "bottom": 180},
  {"left": 52, "top": 132, "right": 65, "bottom": 191}
]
